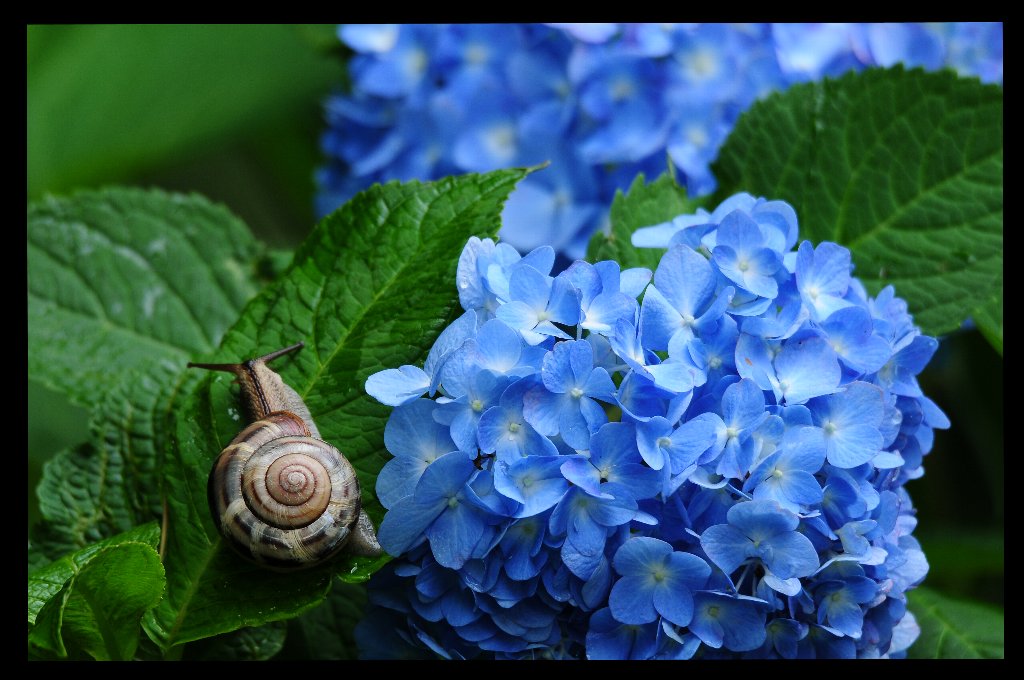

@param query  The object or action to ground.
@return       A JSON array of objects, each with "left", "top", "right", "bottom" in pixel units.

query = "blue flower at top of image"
[
  {"left": 319, "top": 22, "right": 1001, "bottom": 262},
  {"left": 358, "top": 191, "right": 949, "bottom": 659}
]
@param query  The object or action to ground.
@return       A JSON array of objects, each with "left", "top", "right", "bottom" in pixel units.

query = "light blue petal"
[
  {"left": 495, "top": 300, "right": 540, "bottom": 333},
  {"left": 778, "top": 470, "right": 823, "bottom": 507},
  {"left": 583, "top": 366, "right": 617, "bottom": 400},
  {"left": 827, "top": 423, "right": 882, "bottom": 468},
  {"left": 365, "top": 365, "right": 430, "bottom": 406},
  {"left": 775, "top": 336, "right": 841, "bottom": 404},
  {"left": 653, "top": 245, "right": 716, "bottom": 319},
  {"left": 639, "top": 284, "right": 682, "bottom": 352},
  {"left": 383, "top": 398, "right": 455, "bottom": 459},
  {"left": 567, "top": 340, "right": 594, "bottom": 385},
  {"left": 722, "top": 378, "right": 766, "bottom": 430},
  {"left": 762, "top": 571, "right": 803, "bottom": 596},
  {"left": 520, "top": 245, "right": 555, "bottom": 276},
  {"left": 613, "top": 536, "right": 673, "bottom": 575},
  {"left": 548, "top": 274, "right": 583, "bottom": 326},
  {"left": 474, "top": 319, "right": 524, "bottom": 373},
  {"left": 423, "top": 309, "right": 477, "bottom": 378},
  {"left": 728, "top": 499, "right": 799, "bottom": 537},
  {"left": 620, "top": 267, "right": 653, "bottom": 298},
  {"left": 645, "top": 361, "right": 695, "bottom": 393},
  {"left": 559, "top": 404, "right": 592, "bottom": 450},
  {"left": 523, "top": 386, "right": 565, "bottom": 437},
  {"left": 561, "top": 458, "right": 609, "bottom": 498}
]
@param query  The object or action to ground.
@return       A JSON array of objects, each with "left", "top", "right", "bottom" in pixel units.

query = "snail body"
[{"left": 190, "top": 342, "right": 382, "bottom": 570}]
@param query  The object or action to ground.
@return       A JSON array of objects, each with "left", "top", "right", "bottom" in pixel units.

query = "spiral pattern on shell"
[{"left": 209, "top": 412, "right": 362, "bottom": 569}]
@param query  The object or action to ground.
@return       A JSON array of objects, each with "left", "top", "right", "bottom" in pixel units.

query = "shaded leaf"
[
  {"left": 280, "top": 580, "right": 367, "bottom": 660},
  {"left": 908, "top": 587, "right": 1004, "bottom": 659},
  {"left": 187, "top": 622, "right": 289, "bottom": 661},
  {"left": 713, "top": 66, "right": 1002, "bottom": 339}
]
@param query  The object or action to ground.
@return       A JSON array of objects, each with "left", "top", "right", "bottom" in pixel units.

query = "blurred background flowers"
[{"left": 316, "top": 23, "right": 1002, "bottom": 261}]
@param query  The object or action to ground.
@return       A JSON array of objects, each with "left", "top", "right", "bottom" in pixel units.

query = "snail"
[{"left": 189, "top": 342, "right": 382, "bottom": 570}]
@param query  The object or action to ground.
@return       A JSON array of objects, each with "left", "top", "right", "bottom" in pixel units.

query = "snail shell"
[{"left": 190, "top": 342, "right": 382, "bottom": 570}]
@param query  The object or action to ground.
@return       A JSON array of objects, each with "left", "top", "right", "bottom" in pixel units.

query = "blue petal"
[
  {"left": 377, "top": 494, "right": 442, "bottom": 556},
  {"left": 427, "top": 498, "right": 487, "bottom": 569},
  {"left": 612, "top": 536, "right": 673, "bottom": 575},
  {"left": 653, "top": 582, "right": 695, "bottom": 627},
  {"left": 413, "top": 451, "right": 476, "bottom": 504},
  {"left": 760, "top": 530, "right": 819, "bottom": 579},
  {"left": 728, "top": 499, "right": 799, "bottom": 537},
  {"left": 699, "top": 524, "right": 750, "bottom": 574},
  {"left": 609, "top": 575, "right": 658, "bottom": 624},
  {"left": 541, "top": 341, "right": 575, "bottom": 392},
  {"left": 494, "top": 456, "right": 569, "bottom": 517},
  {"left": 376, "top": 455, "right": 432, "bottom": 509}
]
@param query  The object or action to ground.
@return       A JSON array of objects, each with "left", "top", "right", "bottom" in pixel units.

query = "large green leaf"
[
  {"left": 143, "top": 169, "right": 529, "bottom": 652},
  {"left": 28, "top": 523, "right": 163, "bottom": 660},
  {"left": 28, "top": 188, "right": 265, "bottom": 410},
  {"left": 28, "top": 25, "right": 342, "bottom": 199},
  {"left": 713, "top": 67, "right": 1002, "bottom": 341},
  {"left": 587, "top": 172, "right": 698, "bottom": 271},
  {"left": 908, "top": 587, "right": 1004, "bottom": 659}
]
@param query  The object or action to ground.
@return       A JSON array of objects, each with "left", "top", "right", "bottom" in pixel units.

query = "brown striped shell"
[{"left": 191, "top": 343, "right": 382, "bottom": 570}]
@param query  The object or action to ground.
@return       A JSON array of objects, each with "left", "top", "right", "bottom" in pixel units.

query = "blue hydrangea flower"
[
  {"left": 360, "top": 192, "right": 949, "bottom": 659},
  {"left": 319, "top": 23, "right": 1001, "bottom": 261}
]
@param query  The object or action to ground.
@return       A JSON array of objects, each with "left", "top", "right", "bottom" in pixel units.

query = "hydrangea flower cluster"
[
  {"left": 358, "top": 193, "right": 949, "bottom": 659},
  {"left": 318, "top": 22, "right": 1003, "bottom": 259}
]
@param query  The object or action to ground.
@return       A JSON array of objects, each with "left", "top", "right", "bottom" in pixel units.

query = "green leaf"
[
  {"left": 28, "top": 25, "right": 343, "bottom": 198},
  {"left": 144, "top": 169, "right": 529, "bottom": 652},
  {"left": 908, "top": 587, "right": 1004, "bottom": 659},
  {"left": 32, "top": 363, "right": 190, "bottom": 564},
  {"left": 28, "top": 523, "right": 160, "bottom": 627},
  {"left": 28, "top": 188, "right": 265, "bottom": 411},
  {"left": 712, "top": 67, "right": 1002, "bottom": 339},
  {"left": 587, "top": 173, "right": 698, "bottom": 270},
  {"left": 280, "top": 580, "right": 367, "bottom": 660},
  {"left": 30, "top": 542, "right": 165, "bottom": 661},
  {"left": 29, "top": 523, "right": 162, "bottom": 660}
]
